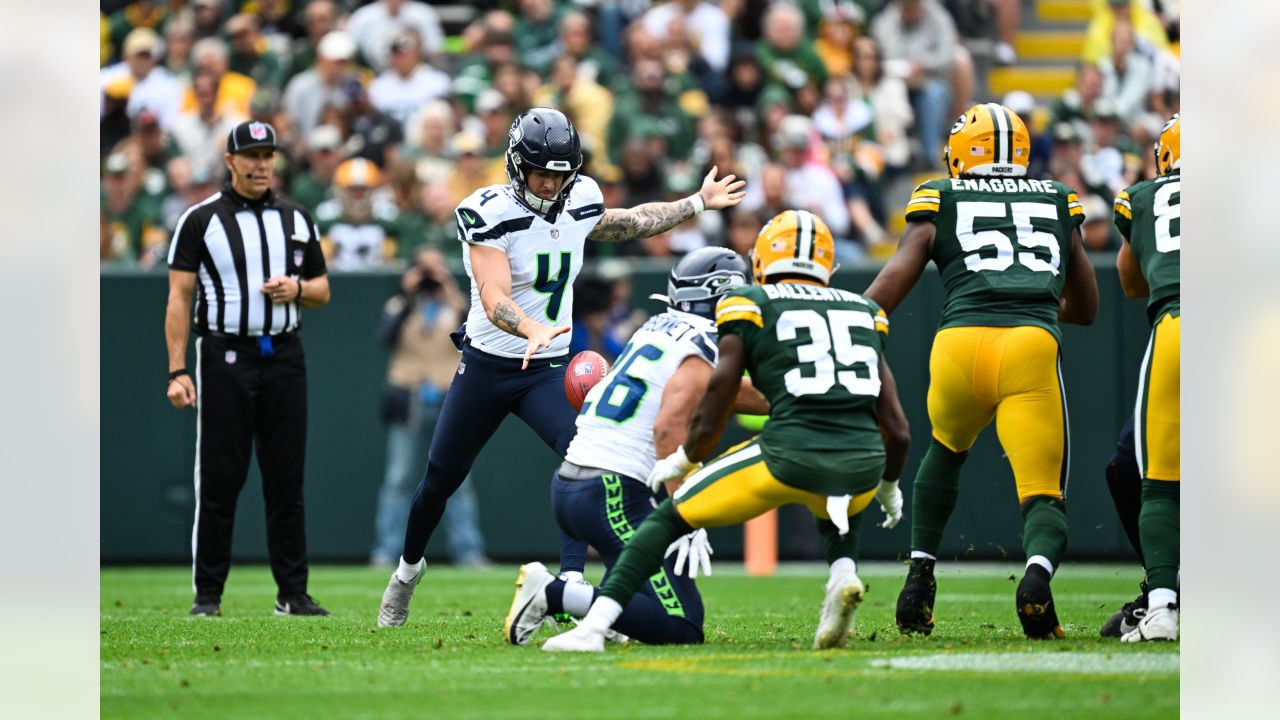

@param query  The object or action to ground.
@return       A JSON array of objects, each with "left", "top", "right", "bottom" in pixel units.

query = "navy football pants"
[
  {"left": 401, "top": 344, "right": 588, "bottom": 571},
  {"left": 550, "top": 471, "right": 704, "bottom": 644}
]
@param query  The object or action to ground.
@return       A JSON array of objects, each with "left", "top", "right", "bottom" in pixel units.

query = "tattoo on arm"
[
  {"left": 492, "top": 299, "right": 525, "bottom": 337},
  {"left": 588, "top": 198, "right": 696, "bottom": 243}
]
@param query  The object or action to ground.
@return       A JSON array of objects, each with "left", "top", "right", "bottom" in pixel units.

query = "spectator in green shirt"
[
  {"left": 290, "top": 124, "right": 344, "bottom": 215},
  {"left": 226, "top": 13, "right": 287, "bottom": 91},
  {"left": 514, "top": 0, "right": 567, "bottom": 75},
  {"left": 607, "top": 59, "right": 696, "bottom": 166},
  {"left": 757, "top": 2, "right": 828, "bottom": 94}
]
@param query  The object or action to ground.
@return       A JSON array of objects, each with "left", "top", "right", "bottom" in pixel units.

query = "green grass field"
[{"left": 101, "top": 563, "right": 1178, "bottom": 719}]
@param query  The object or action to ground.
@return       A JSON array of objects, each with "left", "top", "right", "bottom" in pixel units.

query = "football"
[{"left": 564, "top": 350, "right": 610, "bottom": 411}]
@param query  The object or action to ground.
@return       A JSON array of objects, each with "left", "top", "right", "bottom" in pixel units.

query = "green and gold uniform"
[
  {"left": 1115, "top": 171, "right": 1180, "bottom": 482},
  {"left": 903, "top": 176, "right": 1085, "bottom": 502},
  {"left": 672, "top": 283, "right": 891, "bottom": 529}
]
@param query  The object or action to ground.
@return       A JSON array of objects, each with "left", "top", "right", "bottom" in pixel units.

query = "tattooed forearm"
[
  {"left": 588, "top": 198, "right": 697, "bottom": 243},
  {"left": 492, "top": 299, "right": 525, "bottom": 337}
]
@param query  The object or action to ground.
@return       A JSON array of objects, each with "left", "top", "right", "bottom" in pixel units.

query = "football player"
[
  {"left": 864, "top": 103, "right": 1099, "bottom": 639},
  {"left": 377, "top": 108, "right": 745, "bottom": 627},
  {"left": 543, "top": 209, "right": 912, "bottom": 652},
  {"left": 503, "top": 247, "right": 768, "bottom": 647},
  {"left": 1113, "top": 113, "right": 1180, "bottom": 642}
]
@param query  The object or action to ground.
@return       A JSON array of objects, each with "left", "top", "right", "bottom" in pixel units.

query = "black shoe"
[
  {"left": 896, "top": 557, "right": 937, "bottom": 635},
  {"left": 190, "top": 596, "right": 221, "bottom": 616},
  {"left": 1100, "top": 581, "right": 1149, "bottom": 638},
  {"left": 1016, "top": 565, "right": 1065, "bottom": 639},
  {"left": 275, "top": 594, "right": 330, "bottom": 616}
]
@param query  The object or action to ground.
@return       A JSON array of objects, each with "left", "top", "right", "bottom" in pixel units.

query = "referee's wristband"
[
  {"left": 295, "top": 277, "right": 304, "bottom": 301},
  {"left": 168, "top": 369, "right": 190, "bottom": 384}
]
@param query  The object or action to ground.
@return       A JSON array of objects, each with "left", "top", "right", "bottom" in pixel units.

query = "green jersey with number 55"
[
  {"left": 1115, "top": 171, "right": 1180, "bottom": 325},
  {"left": 905, "top": 177, "right": 1085, "bottom": 340},
  {"left": 715, "top": 284, "right": 889, "bottom": 495}
]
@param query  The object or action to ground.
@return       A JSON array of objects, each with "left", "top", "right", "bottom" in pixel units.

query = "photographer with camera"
[{"left": 372, "top": 247, "right": 489, "bottom": 568}]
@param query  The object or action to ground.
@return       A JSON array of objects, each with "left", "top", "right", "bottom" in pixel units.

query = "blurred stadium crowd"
[{"left": 100, "top": 0, "right": 1180, "bottom": 271}]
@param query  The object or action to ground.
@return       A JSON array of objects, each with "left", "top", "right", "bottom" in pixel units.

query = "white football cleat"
[
  {"left": 377, "top": 566, "right": 422, "bottom": 628},
  {"left": 542, "top": 624, "right": 607, "bottom": 652},
  {"left": 814, "top": 570, "right": 865, "bottom": 649},
  {"left": 1121, "top": 604, "right": 1178, "bottom": 642},
  {"left": 503, "top": 562, "right": 555, "bottom": 645}
]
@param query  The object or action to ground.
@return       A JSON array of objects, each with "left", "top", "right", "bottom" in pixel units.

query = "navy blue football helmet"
[
  {"left": 666, "top": 247, "right": 750, "bottom": 320},
  {"left": 505, "top": 108, "right": 584, "bottom": 214}
]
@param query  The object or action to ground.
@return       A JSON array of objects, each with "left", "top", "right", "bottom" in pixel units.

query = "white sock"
[
  {"left": 829, "top": 557, "right": 857, "bottom": 578},
  {"left": 562, "top": 580, "right": 596, "bottom": 616},
  {"left": 1026, "top": 555, "right": 1054, "bottom": 575},
  {"left": 910, "top": 551, "right": 936, "bottom": 560},
  {"left": 580, "top": 596, "right": 623, "bottom": 632},
  {"left": 561, "top": 570, "right": 585, "bottom": 584},
  {"left": 396, "top": 557, "right": 424, "bottom": 583},
  {"left": 1149, "top": 587, "right": 1178, "bottom": 609}
]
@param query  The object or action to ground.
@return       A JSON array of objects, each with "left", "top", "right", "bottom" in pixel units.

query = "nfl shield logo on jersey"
[
  {"left": 293, "top": 249, "right": 304, "bottom": 267},
  {"left": 249, "top": 122, "right": 268, "bottom": 140},
  {"left": 225, "top": 350, "right": 237, "bottom": 364},
  {"left": 551, "top": 229, "right": 560, "bottom": 239}
]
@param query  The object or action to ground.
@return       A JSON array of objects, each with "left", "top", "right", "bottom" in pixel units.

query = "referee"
[{"left": 164, "top": 121, "right": 332, "bottom": 617}]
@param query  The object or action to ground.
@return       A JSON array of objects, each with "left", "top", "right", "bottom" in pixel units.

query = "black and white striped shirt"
[{"left": 168, "top": 185, "right": 328, "bottom": 337}]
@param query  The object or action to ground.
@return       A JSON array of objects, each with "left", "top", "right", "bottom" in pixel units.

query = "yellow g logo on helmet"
[
  {"left": 752, "top": 210, "right": 837, "bottom": 285},
  {"left": 945, "top": 103, "right": 1030, "bottom": 178},
  {"left": 1155, "top": 112, "right": 1180, "bottom": 176}
]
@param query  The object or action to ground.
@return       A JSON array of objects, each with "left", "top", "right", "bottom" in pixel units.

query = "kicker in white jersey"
[
  {"left": 457, "top": 175, "right": 605, "bottom": 359},
  {"left": 565, "top": 310, "right": 719, "bottom": 481}
]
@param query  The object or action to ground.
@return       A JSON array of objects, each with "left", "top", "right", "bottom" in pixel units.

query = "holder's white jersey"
[
  {"left": 457, "top": 176, "right": 605, "bottom": 358},
  {"left": 565, "top": 310, "right": 719, "bottom": 481}
]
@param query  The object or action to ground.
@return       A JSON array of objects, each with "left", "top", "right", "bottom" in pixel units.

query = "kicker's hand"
[
  {"left": 666, "top": 528, "right": 713, "bottom": 579},
  {"left": 875, "top": 479, "right": 903, "bottom": 529},
  {"left": 644, "top": 446, "right": 698, "bottom": 494},
  {"left": 697, "top": 165, "right": 747, "bottom": 211},
  {"left": 521, "top": 322, "right": 571, "bottom": 370}
]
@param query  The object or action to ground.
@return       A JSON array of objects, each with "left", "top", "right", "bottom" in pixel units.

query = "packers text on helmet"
[
  {"left": 752, "top": 209, "right": 837, "bottom": 285},
  {"left": 945, "top": 103, "right": 1030, "bottom": 178}
]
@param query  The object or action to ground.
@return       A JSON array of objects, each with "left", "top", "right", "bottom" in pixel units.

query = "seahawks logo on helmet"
[{"left": 665, "top": 247, "right": 750, "bottom": 321}]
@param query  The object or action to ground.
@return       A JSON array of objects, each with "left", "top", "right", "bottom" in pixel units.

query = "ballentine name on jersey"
[
  {"left": 761, "top": 283, "right": 867, "bottom": 303},
  {"left": 948, "top": 178, "right": 1059, "bottom": 194}
]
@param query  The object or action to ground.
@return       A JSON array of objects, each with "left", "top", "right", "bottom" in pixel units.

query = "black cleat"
[
  {"left": 275, "top": 594, "right": 330, "bottom": 616},
  {"left": 1016, "top": 565, "right": 1065, "bottom": 639},
  {"left": 896, "top": 557, "right": 937, "bottom": 635},
  {"left": 189, "top": 596, "right": 222, "bottom": 616},
  {"left": 1100, "top": 581, "right": 1149, "bottom": 638}
]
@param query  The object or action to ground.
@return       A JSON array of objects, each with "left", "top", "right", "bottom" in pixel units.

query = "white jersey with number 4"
[
  {"left": 457, "top": 176, "right": 605, "bottom": 359},
  {"left": 565, "top": 311, "right": 719, "bottom": 481}
]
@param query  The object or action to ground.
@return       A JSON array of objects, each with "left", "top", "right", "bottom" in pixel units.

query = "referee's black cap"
[{"left": 226, "top": 121, "right": 279, "bottom": 154}]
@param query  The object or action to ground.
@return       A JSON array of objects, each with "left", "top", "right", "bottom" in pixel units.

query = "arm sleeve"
[
  {"left": 455, "top": 198, "right": 513, "bottom": 251},
  {"left": 714, "top": 293, "right": 764, "bottom": 352},
  {"left": 1063, "top": 187, "right": 1086, "bottom": 231},
  {"left": 903, "top": 182, "right": 941, "bottom": 224},
  {"left": 1113, "top": 188, "right": 1133, "bottom": 239},
  {"left": 166, "top": 205, "right": 206, "bottom": 271},
  {"left": 299, "top": 210, "right": 328, "bottom": 277}
]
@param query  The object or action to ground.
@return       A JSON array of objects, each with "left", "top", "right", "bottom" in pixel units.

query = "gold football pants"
[
  {"left": 1135, "top": 312, "right": 1180, "bottom": 481},
  {"left": 672, "top": 439, "right": 878, "bottom": 528},
  {"left": 927, "top": 326, "right": 1069, "bottom": 503}
]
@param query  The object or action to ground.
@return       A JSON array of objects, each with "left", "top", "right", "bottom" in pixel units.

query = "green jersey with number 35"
[
  {"left": 715, "top": 284, "right": 889, "bottom": 495},
  {"left": 905, "top": 177, "right": 1086, "bottom": 340},
  {"left": 1115, "top": 171, "right": 1180, "bottom": 325}
]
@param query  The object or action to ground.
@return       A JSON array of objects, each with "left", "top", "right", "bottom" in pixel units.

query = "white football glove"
[
  {"left": 875, "top": 478, "right": 903, "bottom": 529},
  {"left": 665, "top": 528, "right": 713, "bottom": 579},
  {"left": 644, "top": 446, "right": 698, "bottom": 494}
]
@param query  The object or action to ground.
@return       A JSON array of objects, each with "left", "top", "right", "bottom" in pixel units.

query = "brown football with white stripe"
[{"left": 564, "top": 351, "right": 610, "bottom": 411}]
